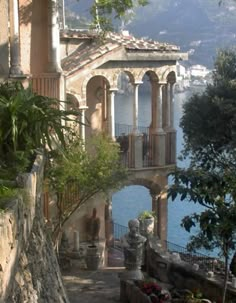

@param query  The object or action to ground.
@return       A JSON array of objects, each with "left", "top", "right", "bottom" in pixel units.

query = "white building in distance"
[{"left": 190, "top": 64, "right": 210, "bottom": 78}]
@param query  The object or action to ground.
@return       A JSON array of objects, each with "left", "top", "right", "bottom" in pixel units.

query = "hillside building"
[{"left": 0, "top": 0, "right": 188, "bottom": 266}]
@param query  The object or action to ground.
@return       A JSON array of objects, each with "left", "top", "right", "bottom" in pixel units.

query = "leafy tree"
[
  {"left": 48, "top": 133, "right": 127, "bottom": 228},
  {"left": 168, "top": 168, "right": 236, "bottom": 303},
  {"left": 0, "top": 81, "right": 80, "bottom": 180},
  {"left": 180, "top": 48, "right": 236, "bottom": 170},
  {"left": 168, "top": 49, "right": 236, "bottom": 303},
  {"left": 75, "top": 0, "right": 149, "bottom": 30}
]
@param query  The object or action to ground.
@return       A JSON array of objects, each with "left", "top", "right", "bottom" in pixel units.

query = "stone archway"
[
  {"left": 110, "top": 175, "right": 168, "bottom": 241},
  {"left": 85, "top": 75, "right": 111, "bottom": 139}
]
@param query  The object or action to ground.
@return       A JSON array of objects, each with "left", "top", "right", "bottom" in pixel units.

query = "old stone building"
[
  {"left": 0, "top": 0, "right": 187, "bottom": 267},
  {"left": 60, "top": 29, "right": 187, "bottom": 259}
]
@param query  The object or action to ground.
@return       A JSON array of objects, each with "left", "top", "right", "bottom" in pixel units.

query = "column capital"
[
  {"left": 109, "top": 87, "right": 118, "bottom": 93},
  {"left": 79, "top": 105, "right": 88, "bottom": 110},
  {"left": 133, "top": 81, "right": 143, "bottom": 86},
  {"left": 158, "top": 81, "right": 167, "bottom": 86},
  {"left": 150, "top": 193, "right": 159, "bottom": 201}
]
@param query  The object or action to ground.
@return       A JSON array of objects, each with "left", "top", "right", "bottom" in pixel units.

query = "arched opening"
[
  {"left": 115, "top": 71, "right": 134, "bottom": 135},
  {"left": 139, "top": 73, "right": 152, "bottom": 130},
  {"left": 139, "top": 71, "right": 159, "bottom": 166},
  {"left": 86, "top": 75, "right": 110, "bottom": 139},
  {"left": 166, "top": 71, "right": 176, "bottom": 84},
  {"left": 112, "top": 185, "right": 152, "bottom": 228},
  {"left": 65, "top": 93, "right": 80, "bottom": 131},
  {"left": 66, "top": 93, "right": 80, "bottom": 110}
]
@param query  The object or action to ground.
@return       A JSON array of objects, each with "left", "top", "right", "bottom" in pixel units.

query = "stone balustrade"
[{"left": 146, "top": 238, "right": 236, "bottom": 303}]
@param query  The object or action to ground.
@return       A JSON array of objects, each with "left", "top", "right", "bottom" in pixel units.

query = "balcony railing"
[
  {"left": 115, "top": 123, "right": 176, "bottom": 169},
  {"left": 115, "top": 123, "right": 149, "bottom": 137}
]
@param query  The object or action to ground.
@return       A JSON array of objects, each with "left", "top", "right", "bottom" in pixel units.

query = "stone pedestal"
[
  {"left": 129, "top": 134, "right": 143, "bottom": 168},
  {"left": 151, "top": 132, "right": 166, "bottom": 166},
  {"left": 120, "top": 269, "right": 144, "bottom": 281},
  {"left": 85, "top": 245, "right": 100, "bottom": 270},
  {"left": 165, "top": 129, "right": 176, "bottom": 165}
]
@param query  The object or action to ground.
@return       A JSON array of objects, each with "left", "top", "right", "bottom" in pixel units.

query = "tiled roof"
[
  {"left": 107, "top": 32, "right": 179, "bottom": 52},
  {"left": 61, "top": 30, "right": 180, "bottom": 76}
]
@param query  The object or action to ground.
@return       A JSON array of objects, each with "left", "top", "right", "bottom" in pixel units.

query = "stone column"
[
  {"left": 151, "top": 193, "right": 159, "bottom": 237},
  {"left": 0, "top": 0, "right": 9, "bottom": 76},
  {"left": 165, "top": 82, "right": 176, "bottom": 164},
  {"left": 9, "top": 0, "right": 23, "bottom": 76},
  {"left": 109, "top": 88, "right": 118, "bottom": 140},
  {"left": 156, "top": 82, "right": 165, "bottom": 132},
  {"left": 151, "top": 82, "right": 166, "bottom": 166},
  {"left": 79, "top": 105, "right": 88, "bottom": 142},
  {"left": 132, "top": 82, "right": 142, "bottom": 134},
  {"left": 156, "top": 186, "right": 168, "bottom": 241},
  {"left": 48, "top": 0, "right": 62, "bottom": 72},
  {"left": 128, "top": 82, "right": 143, "bottom": 168},
  {"left": 170, "top": 82, "right": 175, "bottom": 129},
  {"left": 165, "top": 82, "right": 171, "bottom": 130},
  {"left": 128, "top": 133, "right": 143, "bottom": 168}
]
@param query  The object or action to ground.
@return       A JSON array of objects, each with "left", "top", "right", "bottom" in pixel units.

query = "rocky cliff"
[{"left": 0, "top": 155, "right": 69, "bottom": 303}]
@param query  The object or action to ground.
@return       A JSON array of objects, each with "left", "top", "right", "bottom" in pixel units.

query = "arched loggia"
[{"left": 85, "top": 75, "right": 111, "bottom": 139}]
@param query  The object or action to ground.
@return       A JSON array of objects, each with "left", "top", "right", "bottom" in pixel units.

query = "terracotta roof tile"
[{"left": 61, "top": 30, "right": 180, "bottom": 76}]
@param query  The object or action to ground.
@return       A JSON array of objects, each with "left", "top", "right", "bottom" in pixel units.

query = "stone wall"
[
  {"left": 0, "top": 154, "right": 69, "bottom": 303},
  {"left": 146, "top": 238, "right": 236, "bottom": 303}
]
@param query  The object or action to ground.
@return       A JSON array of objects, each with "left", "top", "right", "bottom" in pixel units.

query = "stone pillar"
[
  {"left": 132, "top": 82, "right": 142, "bottom": 134},
  {"left": 109, "top": 88, "right": 118, "bottom": 140},
  {"left": 128, "top": 133, "right": 143, "bottom": 168},
  {"left": 151, "top": 193, "right": 159, "bottom": 237},
  {"left": 48, "top": 0, "right": 62, "bottom": 72},
  {"left": 156, "top": 187, "right": 168, "bottom": 241},
  {"left": 9, "top": 0, "right": 23, "bottom": 76},
  {"left": 151, "top": 82, "right": 166, "bottom": 166},
  {"left": 0, "top": 0, "right": 9, "bottom": 76},
  {"left": 79, "top": 105, "right": 88, "bottom": 142},
  {"left": 156, "top": 82, "right": 164, "bottom": 132},
  {"left": 166, "top": 82, "right": 171, "bottom": 130},
  {"left": 170, "top": 82, "right": 175, "bottom": 129},
  {"left": 165, "top": 82, "right": 176, "bottom": 164}
]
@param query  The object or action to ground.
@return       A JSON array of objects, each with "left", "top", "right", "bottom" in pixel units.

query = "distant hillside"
[{"left": 64, "top": 0, "right": 236, "bottom": 68}]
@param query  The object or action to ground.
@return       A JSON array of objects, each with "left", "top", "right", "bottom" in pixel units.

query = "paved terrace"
[{"left": 62, "top": 248, "right": 124, "bottom": 303}]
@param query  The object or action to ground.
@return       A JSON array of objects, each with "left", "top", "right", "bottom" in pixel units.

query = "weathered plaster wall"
[
  {"left": 0, "top": 155, "right": 69, "bottom": 303},
  {"left": 0, "top": 0, "right": 9, "bottom": 76},
  {"left": 146, "top": 238, "right": 236, "bottom": 303},
  {"left": 57, "top": 193, "right": 108, "bottom": 266},
  {"left": 19, "top": 0, "right": 33, "bottom": 75}
]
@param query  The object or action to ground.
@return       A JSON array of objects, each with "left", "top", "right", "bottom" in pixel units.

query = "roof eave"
[{"left": 124, "top": 51, "right": 188, "bottom": 61}]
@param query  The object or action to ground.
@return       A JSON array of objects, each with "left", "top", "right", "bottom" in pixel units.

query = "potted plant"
[
  {"left": 135, "top": 279, "right": 170, "bottom": 303},
  {"left": 138, "top": 210, "right": 156, "bottom": 238}
]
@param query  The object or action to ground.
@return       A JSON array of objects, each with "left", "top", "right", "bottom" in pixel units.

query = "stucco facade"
[
  {"left": 59, "top": 30, "right": 188, "bottom": 256},
  {"left": 0, "top": 0, "right": 188, "bottom": 266}
]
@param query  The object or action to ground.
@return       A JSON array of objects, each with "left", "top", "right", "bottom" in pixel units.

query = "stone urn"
[
  {"left": 138, "top": 211, "right": 155, "bottom": 238},
  {"left": 85, "top": 244, "right": 100, "bottom": 270}
]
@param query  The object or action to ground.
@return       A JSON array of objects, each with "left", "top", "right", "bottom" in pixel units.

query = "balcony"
[{"left": 115, "top": 123, "right": 176, "bottom": 169}]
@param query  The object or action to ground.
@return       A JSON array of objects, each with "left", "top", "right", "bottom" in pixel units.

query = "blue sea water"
[{"left": 112, "top": 88, "right": 214, "bottom": 255}]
